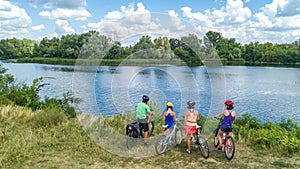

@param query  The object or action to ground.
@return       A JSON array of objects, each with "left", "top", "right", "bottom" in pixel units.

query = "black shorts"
[
  {"left": 139, "top": 122, "right": 149, "bottom": 132},
  {"left": 221, "top": 127, "right": 233, "bottom": 132}
]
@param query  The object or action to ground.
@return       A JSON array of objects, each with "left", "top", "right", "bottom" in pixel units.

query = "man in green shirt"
[{"left": 136, "top": 95, "right": 153, "bottom": 145}]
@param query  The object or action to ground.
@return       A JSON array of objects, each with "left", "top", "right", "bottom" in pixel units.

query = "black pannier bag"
[{"left": 126, "top": 122, "right": 140, "bottom": 138}]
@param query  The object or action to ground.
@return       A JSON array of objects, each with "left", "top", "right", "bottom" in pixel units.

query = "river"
[{"left": 1, "top": 61, "right": 300, "bottom": 124}]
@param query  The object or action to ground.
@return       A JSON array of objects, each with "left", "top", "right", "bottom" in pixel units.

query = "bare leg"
[
  {"left": 217, "top": 129, "right": 223, "bottom": 148},
  {"left": 144, "top": 131, "right": 148, "bottom": 143},
  {"left": 169, "top": 128, "right": 174, "bottom": 142},
  {"left": 186, "top": 134, "right": 191, "bottom": 151}
]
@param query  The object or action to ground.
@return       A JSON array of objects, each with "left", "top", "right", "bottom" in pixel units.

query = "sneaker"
[{"left": 186, "top": 149, "right": 191, "bottom": 154}]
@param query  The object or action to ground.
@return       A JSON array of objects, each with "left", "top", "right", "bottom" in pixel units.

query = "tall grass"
[{"left": 1, "top": 105, "right": 300, "bottom": 168}]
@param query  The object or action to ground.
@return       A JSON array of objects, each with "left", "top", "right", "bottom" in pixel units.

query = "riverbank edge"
[{"left": 13, "top": 57, "right": 300, "bottom": 67}]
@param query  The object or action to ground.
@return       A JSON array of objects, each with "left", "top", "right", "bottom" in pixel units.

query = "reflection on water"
[{"left": 1, "top": 62, "right": 300, "bottom": 124}]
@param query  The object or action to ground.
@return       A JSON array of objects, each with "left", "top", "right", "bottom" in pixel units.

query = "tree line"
[{"left": 0, "top": 30, "right": 300, "bottom": 65}]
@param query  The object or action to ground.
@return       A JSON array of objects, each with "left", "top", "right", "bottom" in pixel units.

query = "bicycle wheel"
[
  {"left": 174, "top": 128, "right": 182, "bottom": 145},
  {"left": 155, "top": 134, "right": 168, "bottom": 155},
  {"left": 213, "top": 128, "right": 219, "bottom": 148},
  {"left": 224, "top": 136, "right": 235, "bottom": 160},
  {"left": 198, "top": 135, "right": 210, "bottom": 159},
  {"left": 140, "top": 121, "right": 154, "bottom": 138},
  {"left": 126, "top": 131, "right": 137, "bottom": 149}
]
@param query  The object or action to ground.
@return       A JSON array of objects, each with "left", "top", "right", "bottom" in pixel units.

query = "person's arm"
[
  {"left": 162, "top": 112, "right": 166, "bottom": 122},
  {"left": 184, "top": 111, "right": 188, "bottom": 126},
  {"left": 147, "top": 110, "right": 153, "bottom": 116},
  {"left": 215, "top": 111, "right": 224, "bottom": 119},
  {"left": 146, "top": 105, "right": 153, "bottom": 116},
  {"left": 196, "top": 111, "right": 199, "bottom": 121},
  {"left": 232, "top": 111, "right": 236, "bottom": 120},
  {"left": 172, "top": 112, "right": 177, "bottom": 122}
]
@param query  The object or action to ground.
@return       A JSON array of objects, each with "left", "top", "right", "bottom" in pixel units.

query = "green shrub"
[
  {"left": 248, "top": 121, "right": 300, "bottom": 154},
  {"left": 6, "top": 77, "right": 49, "bottom": 110},
  {"left": 234, "top": 113, "right": 261, "bottom": 140},
  {"left": 40, "top": 91, "right": 80, "bottom": 119},
  {"left": 31, "top": 106, "right": 67, "bottom": 128}
]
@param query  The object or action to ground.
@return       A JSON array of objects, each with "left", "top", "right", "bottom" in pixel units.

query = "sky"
[{"left": 0, "top": 0, "right": 299, "bottom": 45}]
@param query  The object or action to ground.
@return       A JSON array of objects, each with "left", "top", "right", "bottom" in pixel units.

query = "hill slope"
[{"left": 0, "top": 105, "right": 299, "bottom": 169}]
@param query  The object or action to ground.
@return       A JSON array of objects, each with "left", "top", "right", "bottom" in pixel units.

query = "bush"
[
  {"left": 249, "top": 123, "right": 300, "bottom": 153},
  {"left": 233, "top": 113, "right": 300, "bottom": 154},
  {"left": 40, "top": 91, "right": 80, "bottom": 119},
  {"left": 6, "top": 77, "right": 49, "bottom": 110},
  {"left": 234, "top": 113, "right": 261, "bottom": 140},
  {"left": 31, "top": 105, "right": 67, "bottom": 128}
]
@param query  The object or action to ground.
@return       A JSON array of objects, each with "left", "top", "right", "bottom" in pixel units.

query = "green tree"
[
  {"left": 132, "top": 35, "right": 155, "bottom": 59},
  {"left": 169, "top": 38, "right": 183, "bottom": 50},
  {"left": 232, "top": 47, "right": 242, "bottom": 58},
  {"left": 133, "top": 35, "right": 154, "bottom": 52},
  {"left": 205, "top": 31, "right": 222, "bottom": 47},
  {"left": 104, "top": 44, "right": 124, "bottom": 59},
  {"left": 79, "top": 34, "right": 111, "bottom": 59}
]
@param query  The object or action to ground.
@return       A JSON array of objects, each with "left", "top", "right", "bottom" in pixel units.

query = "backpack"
[{"left": 126, "top": 122, "right": 140, "bottom": 138}]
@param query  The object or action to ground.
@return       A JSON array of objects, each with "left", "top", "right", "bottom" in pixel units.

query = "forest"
[{"left": 0, "top": 30, "right": 300, "bottom": 66}]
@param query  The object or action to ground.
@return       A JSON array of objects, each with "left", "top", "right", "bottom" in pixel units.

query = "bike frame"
[
  {"left": 223, "top": 131, "right": 231, "bottom": 146},
  {"left": 190, "top": 124, "right": 201, "bottom": 143},
  {"left": 163, "top": 124, "right": 177, "bottom": 145},
  {"left": 189, "top": 124, "right": 210, "bottom": 158}
]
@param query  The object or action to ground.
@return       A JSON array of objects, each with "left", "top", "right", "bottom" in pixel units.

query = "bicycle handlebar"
[
  {"left": 162, "top": 121, "right": 179, "bottom": 128},
  {"left": 214, "top": 116, "right": 221, "bottom": 120}
]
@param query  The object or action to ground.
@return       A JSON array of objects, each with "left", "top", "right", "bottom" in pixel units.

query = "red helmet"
[{"left": 224, "top": 100, "right": 234, "bottom": 106}]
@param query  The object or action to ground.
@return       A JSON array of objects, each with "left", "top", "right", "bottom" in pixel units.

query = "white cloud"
[
  {"left": 181, "top": 6, "right": 208, "bottom": 22},
  {"left": 181, "top": 6, "right": 212, "bottom": 33},
  {"left": 29, "top": 0, "right": 87, "bottom": 9},
  {"left": 31, "top": 24, "right": 45, "bottom": 31},
  {"left": 276, "top": 0, "right": 300, "bottom": 17},
  {"left": 182, "top": 0, "right": 251, "bottom": 25},
  {"left": 178, "top": 0, "right": 300, "bottom": 44},
  {"left": 34, "top": 0, "right": 91, "bottom": 21},
  {"left": 0, "top": 0, "right": 31, "bottom": 38},
  {"left": 86, "top": 3, "right": 157, "bottom": 42},
  {"left": 225, "top": 0, "right": 252, "bottom": 23},
  {"left": 168, "top": 10, "right": 178, "bottom": 17},
  {"left": 84, "top": 2, "right": 203, "bottom": 45},
  {"left": 208, "top": 0, "right": 252, "bottom": 25},
  {"left": 39, "top": 8, "right": 91, "bottom": 21},
  {"left": 168, "top": 10, "right": 186, "bottom": 31},
  {"left": 56, "top": 19, "right": 75, "bottom": 34},
  {"left": 250, "top": 0, "right": 300, "bottom": 34}
]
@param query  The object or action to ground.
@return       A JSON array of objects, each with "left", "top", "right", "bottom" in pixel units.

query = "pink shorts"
[{"left": 184, "top": 126, "right": 197, "bottom": 134}]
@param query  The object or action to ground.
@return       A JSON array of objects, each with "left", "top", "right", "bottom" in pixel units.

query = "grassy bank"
[
  {"left": 16, "top": 57, "right": 190, "bottom": 66},
  {"left": 16, "top": 57, "right": 300, "bottom": 68},
  {"left": 1, "top": 105, "right": 300, "bottom": 169}
]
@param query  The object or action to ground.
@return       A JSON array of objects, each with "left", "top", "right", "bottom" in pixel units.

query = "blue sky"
[{"left": 0, "top": 0, "right": 299, "bottom": 44}]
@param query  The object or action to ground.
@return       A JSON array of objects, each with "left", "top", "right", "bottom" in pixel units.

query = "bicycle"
[
  {"left": 125, "top": 118, "right": 155, "bottom": 149},
  {"left": 213, "top": 119, "right": 222, "bottom": 148},
  {"left": 189, "top": 124, "right": 210, "bottom": 159},
  {"left": 155, "top": 123, "right": 183, "bottom": 155},
  {"left": 214, "top": 117, "right": 235, "bottom": 160}
]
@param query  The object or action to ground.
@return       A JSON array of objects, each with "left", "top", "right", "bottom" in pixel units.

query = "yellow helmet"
[{"left": 166, "top": 102, "right": 173, "bottom": 107}]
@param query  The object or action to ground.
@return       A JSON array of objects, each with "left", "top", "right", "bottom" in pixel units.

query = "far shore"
[{"left": 2, "top": 57, "right": 300, "bottom": 68}]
